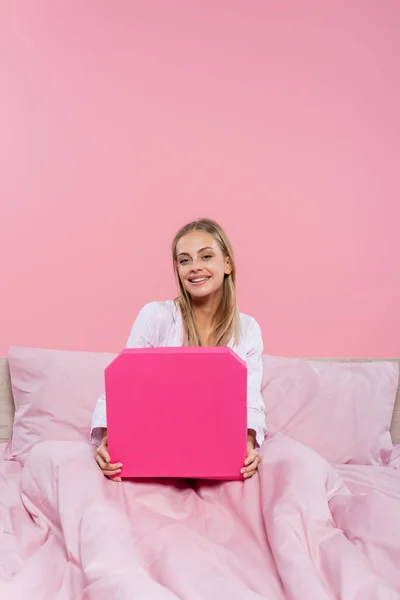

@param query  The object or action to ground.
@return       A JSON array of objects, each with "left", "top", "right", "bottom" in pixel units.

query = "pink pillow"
[
  {"left": 262, "top": 356, "right": 399, "bottom": 465},
  {"left": 5, "top": 346, "right": 116, "bottom": 463}
]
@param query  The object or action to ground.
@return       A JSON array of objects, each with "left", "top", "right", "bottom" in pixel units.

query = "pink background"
[{"left": 0, "top": 1, "right": 399, "bottom": 357}]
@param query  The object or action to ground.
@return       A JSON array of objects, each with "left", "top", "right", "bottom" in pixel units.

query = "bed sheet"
[
  {"left": 0, "top": 442, "right": 33, "bottom": 579},
  {"left": 0, "top": 437, "right": 399, "bottom": 600},
  {"left": 334, "top": 447, "right": 400, "bottom": 501}
]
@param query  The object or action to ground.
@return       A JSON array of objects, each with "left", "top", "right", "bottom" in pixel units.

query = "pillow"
[
  {"left": 5, "top": 346, "right": 116, "bottom": 463},
  {"left": 262, "top": 356, "right": 399, "bottom": 465}
]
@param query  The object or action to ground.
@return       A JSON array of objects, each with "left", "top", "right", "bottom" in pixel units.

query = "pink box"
[{"left": 105, "top": 347, "right": 247, "bottom": 480}]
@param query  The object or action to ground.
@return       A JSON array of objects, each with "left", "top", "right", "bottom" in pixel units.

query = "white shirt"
[{"left": 90, "top": 301, "right": 267, "bottom": 447}]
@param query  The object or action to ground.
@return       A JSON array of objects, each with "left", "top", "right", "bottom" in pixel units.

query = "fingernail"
[{"left": 245, "top": 460, "right": 249, "bottom": 465}]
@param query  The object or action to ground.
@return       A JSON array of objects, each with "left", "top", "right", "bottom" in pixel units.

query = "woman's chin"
[
  {"left": 188, "top": 289, "right": 211, "bottom": 299},
  {"left": 186, "top": 286, "right": 221, "bottom": 301}
]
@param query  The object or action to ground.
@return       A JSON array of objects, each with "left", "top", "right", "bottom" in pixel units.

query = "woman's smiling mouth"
[{"left": 188, "top": 276, "right": 211, "bottom": 285}]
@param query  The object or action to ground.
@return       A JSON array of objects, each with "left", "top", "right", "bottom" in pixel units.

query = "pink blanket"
[{"left": 1, "top": 435, "right": 400, "bottom": 599}]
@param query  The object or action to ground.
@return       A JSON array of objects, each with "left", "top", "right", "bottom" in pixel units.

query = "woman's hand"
[
  {"left": 241, "top": 431, "right": 261, "bottom": 479},
  {"left": 95, "top": 429, "right": 123, "bottom": 482}
]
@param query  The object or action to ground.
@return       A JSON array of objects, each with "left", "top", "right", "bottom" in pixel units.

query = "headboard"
[
  {"left": 1, "top": 356, "right": 399, "bottom": 445},
  {"left": 0, "top": 357, "right": 14, "bottom": 443}
]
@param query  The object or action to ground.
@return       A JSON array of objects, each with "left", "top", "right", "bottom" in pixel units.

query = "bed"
[{"left": 1, "top": 353, "right": 400, "bottom": 600}]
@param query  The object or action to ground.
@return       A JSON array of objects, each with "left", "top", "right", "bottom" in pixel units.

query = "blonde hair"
[{"left": 172, "top": 218, "right": 240, "bottom": 347}]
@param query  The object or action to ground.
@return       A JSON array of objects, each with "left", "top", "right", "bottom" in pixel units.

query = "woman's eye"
[
  {"left": 203, "top": 254, "right": 212, "bottom": 260},
  {"left": 179, "top": 259, "right": 189, "bottom": 265}
]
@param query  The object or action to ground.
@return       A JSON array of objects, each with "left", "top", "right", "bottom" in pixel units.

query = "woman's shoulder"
[
  {"left": 127, "top": 301, "right": 177, "bottom": 347},
  {"left": 137, "top": 300, "right": 178, "bottom": 323},
  {"left": 239, "top": 311, "right": 261, "bottom": 330},
  {"left": 238, "top": 311, "right": 263, "bottom": 345}
]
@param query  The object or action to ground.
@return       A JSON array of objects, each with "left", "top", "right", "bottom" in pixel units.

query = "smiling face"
[{"left": 175, "top": 230, "right": 232, "bottom": 301}]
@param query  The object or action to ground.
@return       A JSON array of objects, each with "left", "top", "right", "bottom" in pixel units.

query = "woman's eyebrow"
[{"left": 177, "top": 246, "right": 214, "bottom": 258}]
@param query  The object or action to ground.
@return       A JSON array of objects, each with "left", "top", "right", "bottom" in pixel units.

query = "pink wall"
[{"left": 0, "top": 1, "right": 399, "bottom": 357}]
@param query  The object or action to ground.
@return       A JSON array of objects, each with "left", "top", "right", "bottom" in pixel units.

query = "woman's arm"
[
  {"left": 89, "top": 302, "right": 159, "bottom": 446},
  {"left": 247, "top": 429, "right": 257, "bottom": 449},
  {"left": 245, "top": 317, "right": 267, "bottom": 448},
  {"left": 90, "top": 393, "right": 107, "bottom": 446},
  {"left": 240, "top": 317, "right": 266, "bottom": 478}
]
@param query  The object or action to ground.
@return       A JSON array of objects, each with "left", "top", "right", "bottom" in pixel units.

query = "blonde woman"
[{"left": 91, "top": 219, "right": 266, "bottom": 481}]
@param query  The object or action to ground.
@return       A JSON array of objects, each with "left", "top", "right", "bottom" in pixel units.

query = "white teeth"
[{"left": 190, "top": 277, "right": 208, "bottom": 283}]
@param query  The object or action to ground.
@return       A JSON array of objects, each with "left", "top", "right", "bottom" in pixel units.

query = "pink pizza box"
[{"left": 105, "top": 347, "right": 247, "bottom": 480}]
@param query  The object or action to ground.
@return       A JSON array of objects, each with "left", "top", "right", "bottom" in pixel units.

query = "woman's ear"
[{"left": 225, "top": 256, "right": 232, "bottom": 275}]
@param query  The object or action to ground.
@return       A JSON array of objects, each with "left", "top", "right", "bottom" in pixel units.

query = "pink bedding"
[{"left": 1, "top": 437, "right": 400, "bottom": 599}]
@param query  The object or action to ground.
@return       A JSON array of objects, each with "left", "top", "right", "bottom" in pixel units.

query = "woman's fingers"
[
  {"left": 95, "top": 451, "right": 123, "bottom": 473},
  {"left": 96, "top": 455, "right": 123, "bottom": 480},
  {"left": 243, "top": 462, "right": 259, "bottom": 478},
  {"left": 243, "top": 468, "right": 257, "bottom": 478},
  {"left": 94, "top": 436, "right": 123, "bottom": 481},
  {"left": 243, "top": 450, "right": 260, "bottom": 466},
  {"left": 243, "top": 457, "right": 255, "bottom": 468},
  {"left": 241, "top": 453, "right": 261, "bottom": 478},
  {"left": 102, "top": 468, "right": 122, "bottom": 478},
  {"left": 103, "top": 460, "right": 123, "bottom": 471},
  {"left": 241, "top": 451, "right": 258, "bottom": 469},
  {"left": 95, "top": 452, "right": 108, "bottom": 470},
  {"left": 96, "top": 456, "right": 123, "bottom": 471},
  {"left": 97, "top": 443, "right": 111, "bottom": 464}
]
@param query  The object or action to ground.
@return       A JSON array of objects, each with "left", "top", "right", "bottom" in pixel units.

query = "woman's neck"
[
  {"left": 191, "top": 291, "right": 221, "bottom": 323},
  {"left": 193, "top": 303, "right": 214, "bottom": 329},
  {"left": 191, "top": 291, "right": 222, "bottom": 345}
]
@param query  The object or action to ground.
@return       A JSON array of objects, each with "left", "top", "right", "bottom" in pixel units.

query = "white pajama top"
[{"left": 90, "top": 301, "right": 267, "bottom": 447}]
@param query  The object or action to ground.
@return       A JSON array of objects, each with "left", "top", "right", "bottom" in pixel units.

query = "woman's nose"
[{"left": 191, "top": 260, "right": 203, "bottom": 271}]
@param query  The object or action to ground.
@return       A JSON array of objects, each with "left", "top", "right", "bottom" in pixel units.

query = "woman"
[{"left": 91, "top": 219, "right": 266, "bottom": 481}]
